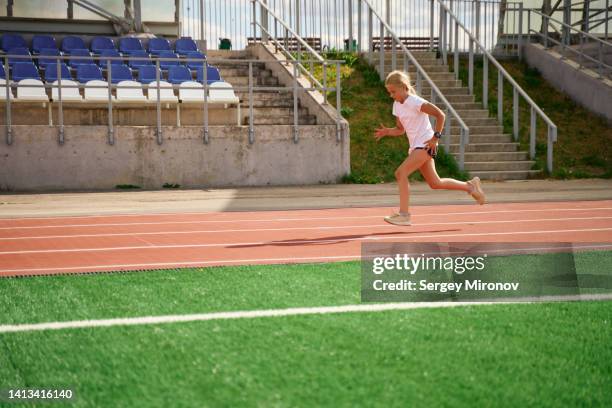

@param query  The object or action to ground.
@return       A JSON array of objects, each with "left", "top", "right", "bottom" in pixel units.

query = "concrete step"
[
  {"left": 245, "top": 114, "right": 317, "bottom": 125},
  {"left": 448, "top": 134, "right": 513, "bottom": 143},
  {"left": 420, "top": 86, "right": 469, "bottom": 95},
  {"left": 442, "top": 94, "right": 476, "bottom": 103},
  {"left": 463, "top": 160, "right": 535, "bottom": 171},
  {"left": 224, "top": 76, "right": 279, "bottom": 86},
  {"left": 218, "top": 67, "right": 271, "bottom": 78},
  {"left": 469, "top": 170, "right": 542, "bottom": 180},
  {"left": 446, "top": 142, "right": 519, "bottom": 153},
  {"left": 450, "top": 125, "right": 503, "bottom": 134},
  {"left": 451, "top": 117, "right": 500, "bottom": 127},
  {"left": 454, "top": 109, "right": 490, "bottom": 118},
  {"left": 456, "top": 151, "right": 529, "bottom": 162},
  {"left": 250, "top": 107, "right": 309, "bottom": 117},
  {"left": 451, "top": 102, "right": 484, "bottom": 110}
]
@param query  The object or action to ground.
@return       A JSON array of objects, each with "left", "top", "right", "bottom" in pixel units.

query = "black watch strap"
[{"left": 433, "top": 131, "right": 442, "bottom": 139}]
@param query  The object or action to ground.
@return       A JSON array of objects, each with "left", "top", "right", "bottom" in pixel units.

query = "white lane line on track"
[
  {"left": 2, "top": 243, "right": 611, "bottom": 274},
  {"left": 2, "top": 294, "right": 611, "bottom": 333},
  {"left": 1, "top": 227, "right": 612, "bottom": 256},
  {"left": 1, "top": 216, "right": 612, "bottom": 241},
  {"left": 1, "top": 206, "right": 611, "bottom": 230}
]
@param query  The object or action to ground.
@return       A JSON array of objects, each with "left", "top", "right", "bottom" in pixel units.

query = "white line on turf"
[
  {"left": 1, "top": 294, "right": 611, "bottom": 333},
  {"left": 1, "top": 207, "right": 611, "bottom": 230},
  {"left": 2, "top": 216, "right": 612, "bottom": 241},
  {"left": 1, "top": 227, "right": 612, "bottom": 256},
  {"left": 1, "top": 243, "right": 611, "bottom": 275}
]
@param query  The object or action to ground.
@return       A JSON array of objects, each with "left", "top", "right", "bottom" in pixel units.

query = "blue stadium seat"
[
  {"left": 167, "top": 65, "right": 192, "bottom": 84},
  {"left": 32, "top": 35, "right": 57, "bottom": 53},
  {"left": 43, "top": 63, "right": 72, "bottom": 82},
  {"left": 108, "top": 64, "right": 133, "bottom": 84},
  {"left": 12, "top": 62, "right": 41, "bottom": 82},
  {"left": 158, "top": 51, "right": 180, "bottom": 70},
  {"left": 119, "top": 37, "right": 144, "bottom": 54},
  {"left": 37, "top": 49, "right": 62, "bottom": 68},
  {"left": 62, "top": 36, "right": 87, "bottom": 53},
  {"left": 2, "top": 34, "right": 26, "bottom": 52},
  {"left": 138, "top": 65, "right": 162, "bottom": 83},
  {"left": 7, "top": 48, "right": 32, "bottom": 67},
  {"left": 67, "top": 49, "right": 93, "bottom": 68},
  {"left": 98, "top": 49, "right": 123, "bottom": 67},
  {"left": 175, "top": 37, "right": 199, "bottom": 55},
  {"left": 184, "top": 51, "right": 206, "bottom": 70},
  {"left": 196, "top": 65, "right": 221, "bottom": 84},
  {"left": 148, "top": 38, "right": 171, "bottom": 55},
  {"left": 127, "top": 50, "right": 152, "bottom": 69},
  {"left": 91, "top": 36, "right": 116, "bottom": 54},
  {"left": 77, "top": 64, "right": 103, "bottom": 83}
]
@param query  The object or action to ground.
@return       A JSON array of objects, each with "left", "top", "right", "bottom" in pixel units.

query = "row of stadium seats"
[
  {"left": 1, "top": 34, "right": 200, "bottom": 56},
  {"left": 0, "top": 78, "right": 239, "bottom": 105},
  {"left": 2, "top": 62, "right": 222, "bottom": 84}
]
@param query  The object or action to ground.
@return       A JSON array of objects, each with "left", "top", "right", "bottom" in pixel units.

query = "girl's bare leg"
[
  {"left": 419, "top": 158, "right": 472, "bottom": 192},
  {"left": 395, "top": 149, "right": 431, "bottom": 213}
]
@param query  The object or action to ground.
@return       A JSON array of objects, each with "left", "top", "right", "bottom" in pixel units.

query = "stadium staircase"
[{"left": 372, "top": 51, "right": 538, "bottom": 180}]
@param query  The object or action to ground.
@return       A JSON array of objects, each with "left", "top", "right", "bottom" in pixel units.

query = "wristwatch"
[{"left": 433, "top": 131, "right": 442, "bottom": 139}]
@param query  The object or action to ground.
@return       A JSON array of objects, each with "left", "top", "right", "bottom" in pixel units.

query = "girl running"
[{"left": 375, "top": 70, "right": 486, "bottom": 226}]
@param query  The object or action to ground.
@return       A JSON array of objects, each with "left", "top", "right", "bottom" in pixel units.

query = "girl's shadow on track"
[{"left": 228, "top": 229, "right": 461, "bottom": 248}]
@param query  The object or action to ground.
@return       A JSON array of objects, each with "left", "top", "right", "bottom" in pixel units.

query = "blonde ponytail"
[{"left": 385, "top": 70, "right": 415, "bottom": 95}]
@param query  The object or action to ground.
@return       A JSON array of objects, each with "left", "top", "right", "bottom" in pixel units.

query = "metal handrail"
[
  {"left": 436, "top": 0, "right": 558, "bottom": 172},
  {"left": 363, "top": 0, "right": 471, "bottom": 170}
]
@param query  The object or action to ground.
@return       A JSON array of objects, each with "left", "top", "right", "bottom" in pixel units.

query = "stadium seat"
[
  {"left": 7, "top": 48, "right": 32, "bottom": 67},
  {"left": 167, "top": 65, "right": 192, "bottom": 84},
  {"left": 146, "top": 80, "right": 178, "bottom": 102},
  {"left": 2, "top": 33, "right": 26, "bottom": 52},
  {"left": 37, "top": 49, "right": 62, "bottom": 68},
  {"left": 16, "top": 79, "right": 49, "bottom": 101},
  {"left": 148, "top": 38, "right": 171, "bottom": 55},
  {"left": 127, "top": 50, "right": 152, "bottom": 70},
  {"left": 138, "top": 66, "right": 162, "bottom": 84},
  {"left": 158, "top": 51, "right": 180, "bottom": 70},
  {"left": 51, "top": 79, "right": 82, "bottom": 101},
  {"left": 178, "top": 81, "right": 204, "bottom": 102},
  {"left": 108, "top": 64, "right": 133, "bottom": 84},
  {"left": 196, "top": 65, "right": 221, "bottom": 84},
  {"left": 0, "top": 79, "right": 13, "bottom": 99},
  {"left": 68, "top": 49, "right": 93, "bottom": 68},
  {"left": 12, "top": 62, "right": 41, "bottom": 81},
  {"left": 32, "top": 35, "right": 57, "bottom": 53},
  {"left": 208, "top": 81, "right": 239, "bottom": 104},
  {"left": 43, "top": 63, "right": 72, "bottom": 82},
  {"left": 175, "top": 37, "right": 199, "bottom": 55},
  {"left": 98, "top": 49, "right": 123, "bottom": 67},
  {"left": 84, "top": 80, "right": 114, "bottom": 101},
  {"left": 0, "top": 63, "right": 5, "bottom": 79},
  {"left": 116, "top": 80, "right": 146, "bottom": 102},
  {"left": 77, "top": 64, "right": 104, "bottom": 83},
  {"left": 62, "top": 36, "right": 87, "bottom": 53},
  {"left": 119, "top": 37, "right": 144, "bottom": 54},
  {"left": 184, "top": 51, "right": 206, "bottom": 70},
  {"left": 90, "top": 36, "right": 116, "bottom": 54}
]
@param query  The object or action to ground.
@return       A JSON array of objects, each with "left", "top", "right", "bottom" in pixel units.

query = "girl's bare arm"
[{"left": 374, "top": 117, "right": 405, "bottom": 141}]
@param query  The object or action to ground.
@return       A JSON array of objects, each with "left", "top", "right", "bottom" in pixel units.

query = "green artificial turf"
[{"left": 0, "top": 251, "right": 611, "bottom": 407}]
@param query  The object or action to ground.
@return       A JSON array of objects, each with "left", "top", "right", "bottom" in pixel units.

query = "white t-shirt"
[{"left": 392, "top": 94, "right": 434, "bottom": 153}]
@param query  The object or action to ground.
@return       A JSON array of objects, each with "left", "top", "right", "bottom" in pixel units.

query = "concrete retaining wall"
[
  {"left": 0, "top": 124, "right": 349, "bottom": 191},
  {"left": 523, "top": 43, "right": 612, "bottom": 123}
]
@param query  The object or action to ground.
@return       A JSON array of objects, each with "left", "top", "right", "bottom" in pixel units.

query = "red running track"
[{"left": 1, "top": 200, "right": 612, "bottom": 277}]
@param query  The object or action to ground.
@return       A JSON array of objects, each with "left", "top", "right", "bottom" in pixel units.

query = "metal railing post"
[
  {"left": 547, "top": 125, "right": 554, "bottom": 172},
  {"left": 293, "top": 61, "right": 299, "bottom": 143},
  {"left": 483, "top": 53, "right": 488, "bottom": 109},
  {"left": 368, "top": 5, "right": 373, "bottom": 62},
  {"left": 261, "top": 0, "right": 269, "bottom": 43},
  {"left": 296, "top": 0, "right": 301, "bottom": 77},
  {"left": 468, "top": 38, "right": 474, "bottom": 94},
  {"left": 544, "top": 15, "right": 548, "bottom": 48},
  {"left": 530, "top": 107, "right": 536, "bottom": 159},
  {"left": 429, "top": 0, "right": 434, "bottom": 51},
  {"left": 248, "top": 61, "right": 254, "bottom": 144},
  {"left": 388, "top": 0, "right": 396, "bottom": 70},
  {"left": 251, "top": 0, "right": 256, "bottom": 41},
  {"left": 323, "top": 62, "right": 328, "bottom": 104},
  {"left": 454, "top": 21, "right": 458, "bottom": 80},
  {"left": 357, "top": 0, "right": 362, "bottom": 52},
  {"left": 416, "top": 70, "right": 422, "bottom": 95},
  {"left": 336, "top": 62, "right": 342, "bottom": 142},
  {"left": 203, "top": 60, "right": 209, "bottom": 144},
  {"left": 155, "top": 60, "right": 163, "bottom": 145},
  {"left": 57, "top": 56, "right": 64, "bottom": 145},
  {"left": 527, "top": 9, "right": 531, "bottom": 44},
  {"left": 513, "top": 87, "right": 518, "bottom": 141},
  {"left": 107, "top": 60, "right": 114, "bottom": 145},
  {"left": 518, "top": 2, "right": 523, "bottom": 60},
  {"left": 349, "top": 0, "right": 354, "bottom": 51},
  {"left": 497, "top": 70, "right": 503, "bottom": 124},
  {"left": 379, "top": 17, "right": 384, "bottom": 80},
  {"left": 4, "top": 56, "right": 12, "bottom": 145},
  {"left": 444, "top": 108, "right": 450, "bottom": 152},
  {"left": 459, "top": 127, "right": 465, "bottom": 171}
]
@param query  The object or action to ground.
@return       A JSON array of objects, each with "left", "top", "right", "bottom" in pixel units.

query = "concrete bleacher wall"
[{"left": 0, "top": 124, "right": 348, "bottom": 191}]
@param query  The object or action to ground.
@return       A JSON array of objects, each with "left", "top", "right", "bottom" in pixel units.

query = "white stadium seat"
[
  {"left": 116, "top": 80, "right": 146, "bottom": 102},
  {"left": 16, "top": 79, "right": 49, "bottom": 101},
  {"left": 84, "top": 80, "right": 115, "bottom": 101},
  {"left": 208, "top": 81, "right": 239, "bottom": 105},
  {"left": 51, "top": 79, "right": 83, "bottom": 102},
  {"left": 146, "top": 80, "right": 178, "bottom": 103},
  {"left": 178, "top": 81, "right": 204, "bottom": 102},
  {"left": 0, "top": 79, "right": 13, "bottom": 100}
]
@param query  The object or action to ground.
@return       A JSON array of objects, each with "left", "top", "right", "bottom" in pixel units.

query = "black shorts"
[{"left": 414, "top": 146, "right": 437, "bottom": 159}]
